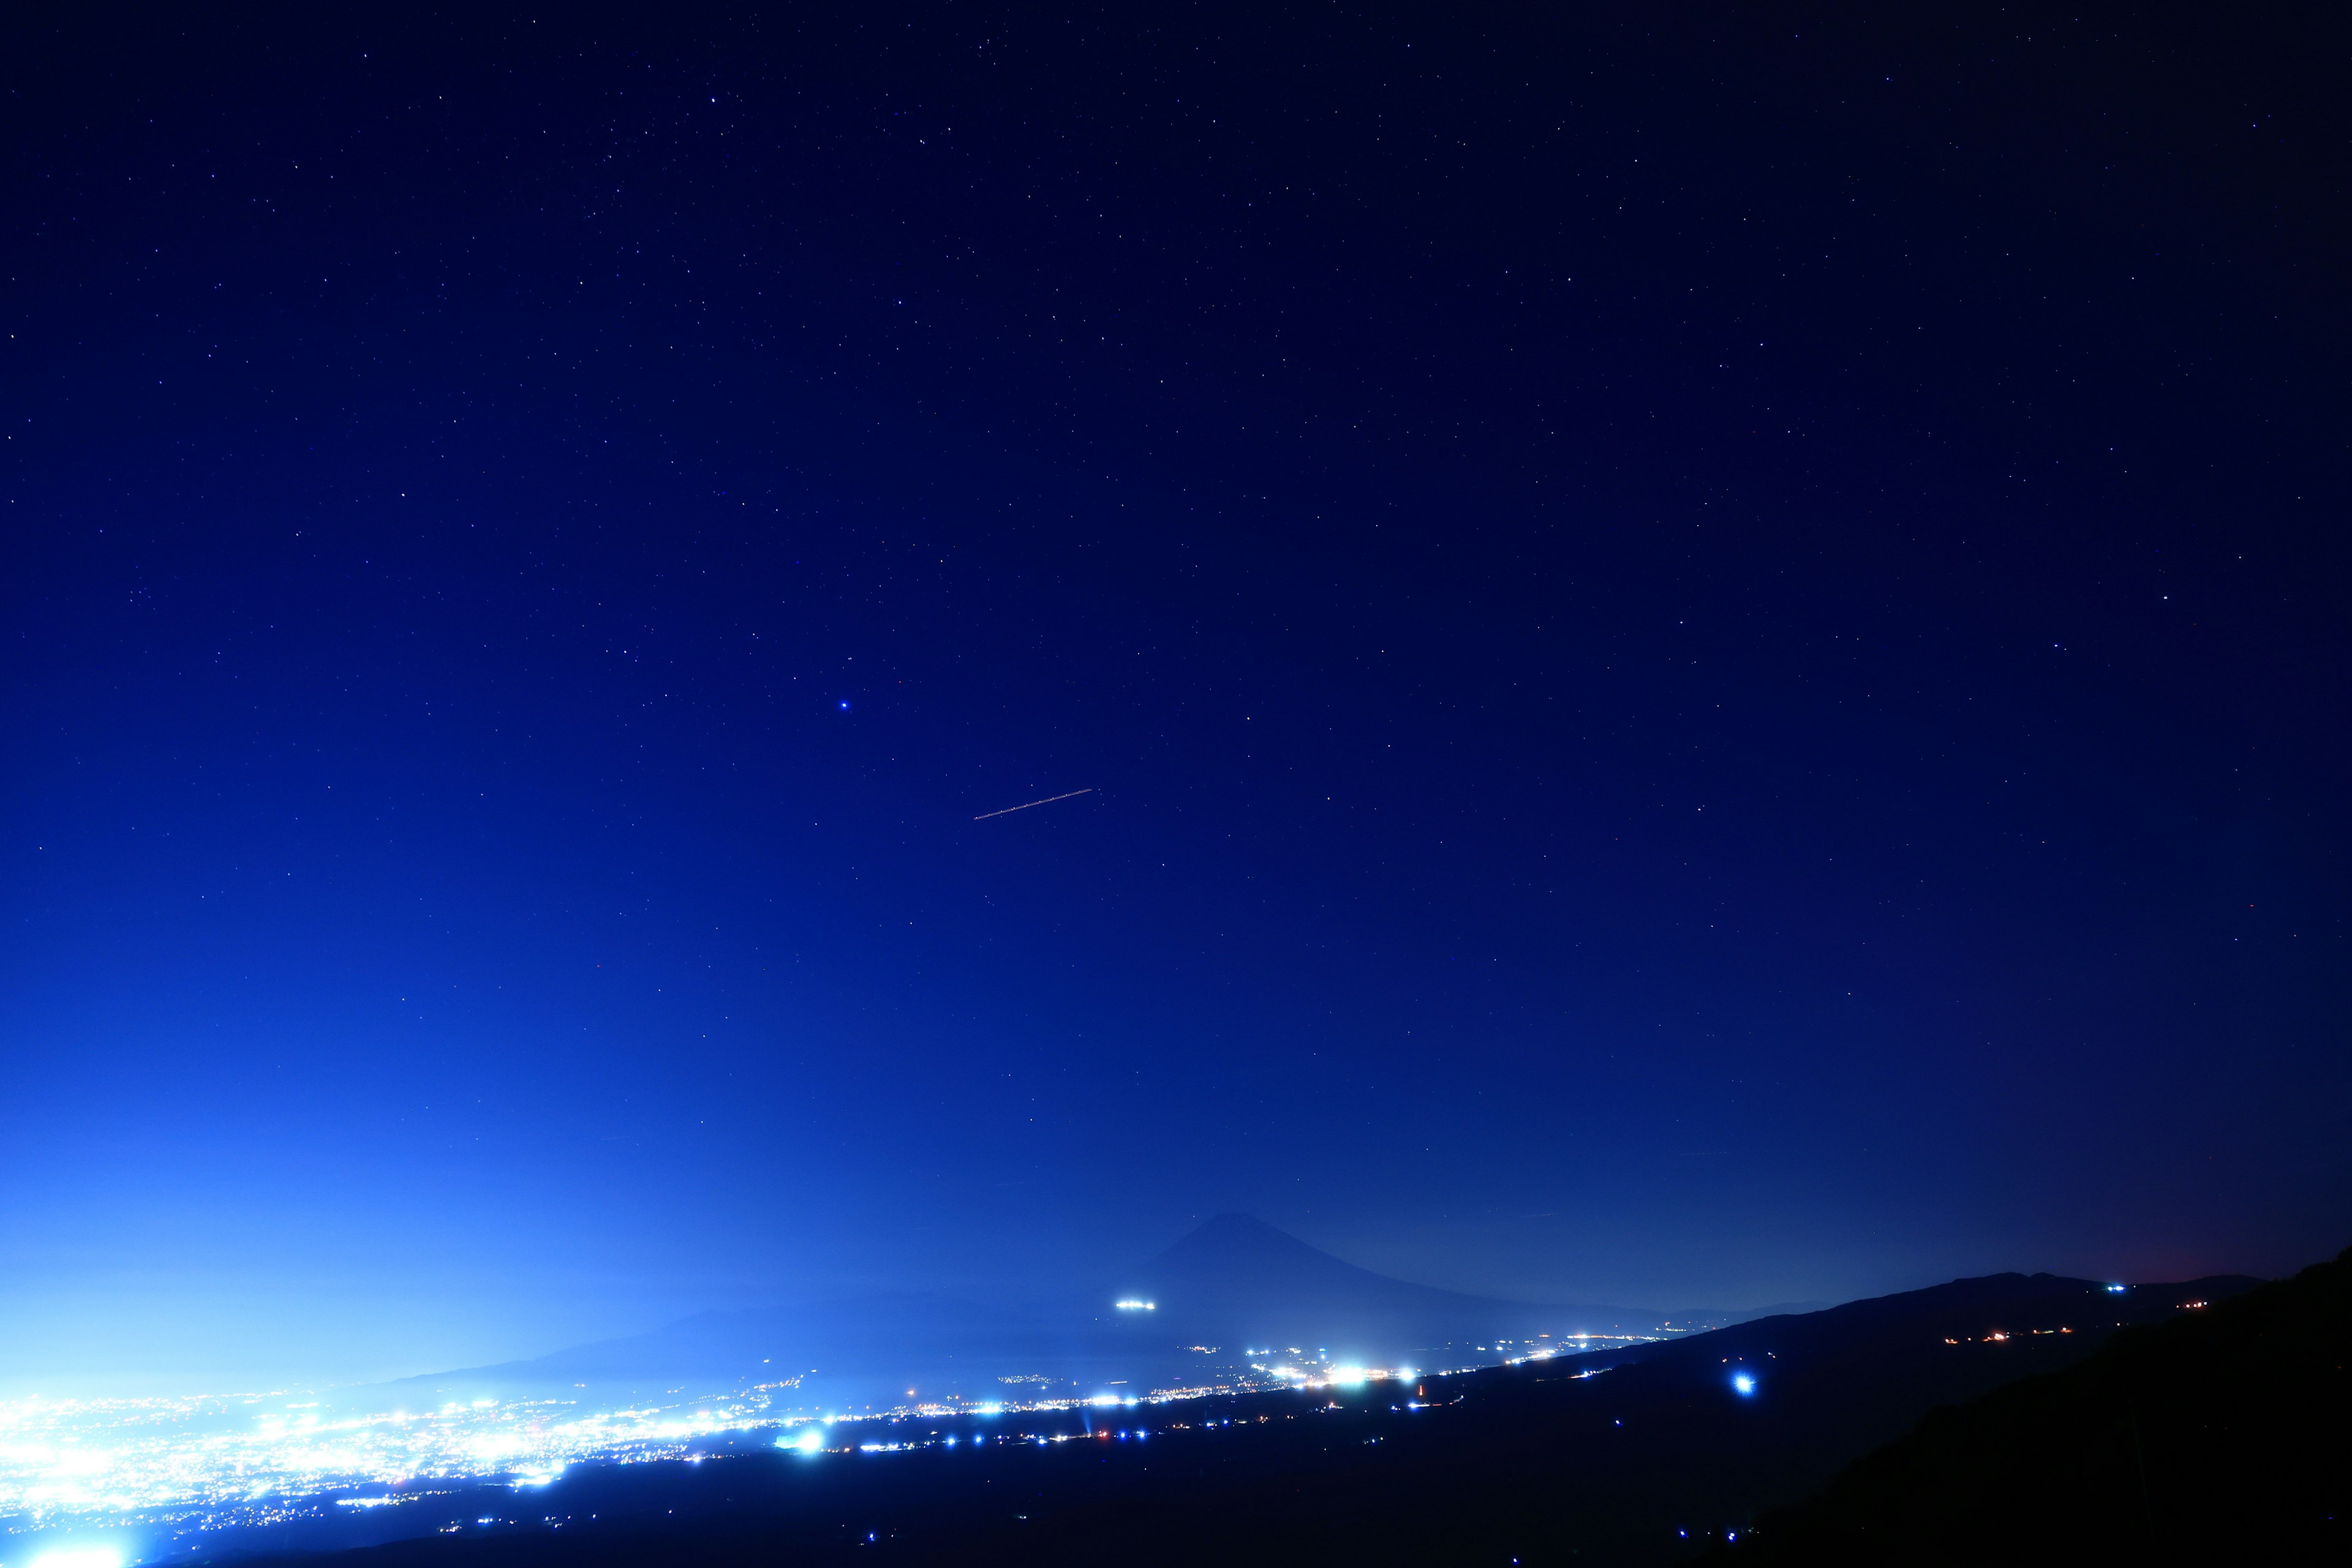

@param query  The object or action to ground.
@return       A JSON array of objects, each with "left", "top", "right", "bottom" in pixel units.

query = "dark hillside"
[
  {"left": 199, "top": 1266, "right": 2252, "bottom": 1568},
  {"left": 1734, "top": 1247, "right": 2352, "bottom": 1564}
]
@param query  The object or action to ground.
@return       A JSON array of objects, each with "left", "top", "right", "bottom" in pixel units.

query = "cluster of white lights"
[
  {"left": 0, "top": 1390, "right": 784, "bottom": 1537},
  {"left": 1253, "top": 1363, "right": 1417, "bottom": 1390},
  {"left": 1, "top": 1332, "right": 1598, "bottom": 1545},
  {"left": 30, "top": 1548, "right": 126, "bottom": 1568},
  {"left": 1112, "top": 1300, "right": 1156, "bottom": 1312}
]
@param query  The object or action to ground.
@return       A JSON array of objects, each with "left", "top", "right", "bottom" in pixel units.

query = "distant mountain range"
[
  {"left": 228, "top": 1246, "right": 2290, "bottom": 1567},
  {"left": 381, "top": 1215, "right": 1801, "bottom": 1406}
]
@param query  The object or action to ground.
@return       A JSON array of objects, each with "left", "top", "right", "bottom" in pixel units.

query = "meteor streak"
[{"left": 973, "top": 788, "right": 1094, "bottom": 821}]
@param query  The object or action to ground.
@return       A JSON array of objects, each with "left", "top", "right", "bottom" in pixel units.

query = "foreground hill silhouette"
[
  {"left": 1728, "top": 1245, "right": 2351, "bottom": 1564},
  {"left": 204, "top": 1259, "right": 2262, "bottom": 1567}
]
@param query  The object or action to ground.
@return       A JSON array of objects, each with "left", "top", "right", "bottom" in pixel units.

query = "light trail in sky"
[{"left": 973, "top": 788, "right": 1093, "bottom": 821}]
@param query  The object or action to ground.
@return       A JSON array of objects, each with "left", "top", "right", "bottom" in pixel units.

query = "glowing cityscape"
[
  {"left": 0, "top": 1387, "right": 783, "bottom": 1545},
  {"left": 0, "top": 1333, "right": 1646, "bottom": 1567}
]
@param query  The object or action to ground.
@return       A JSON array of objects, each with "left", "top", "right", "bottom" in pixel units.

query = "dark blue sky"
[{"left": 4, "top": 4, "right": 2346, "bottom": 1389}]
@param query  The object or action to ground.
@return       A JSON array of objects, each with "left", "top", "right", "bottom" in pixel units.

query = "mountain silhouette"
[
  {"left": 271, "top": 1254, "right": 2280, "bottom": 1568},
  {"left": 380, "top": 1216, "right": 1708, "bottom": 1404},
  {"left": 1109, "top": 1213, "right": 1684, "bottom": 1355}
]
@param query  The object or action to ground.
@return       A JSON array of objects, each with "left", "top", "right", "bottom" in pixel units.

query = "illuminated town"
[
  {"left": 0, "top": 1385, "right": 785, "bottom": 1552},
  {"left": 0, "top": 1332, "right": 1657, "bottom": 1567}
]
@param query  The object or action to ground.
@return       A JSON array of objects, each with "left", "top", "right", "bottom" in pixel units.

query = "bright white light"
[
  {"left": 32, "top": 1547, "right": 125, "bottom": 1568},
  {"left": 1731, "top": 1373, "right": 1756, "bottom": 1396},
  {"left": 2106, "top": 1284, "right": 2128, "bottom": 1294},
  {"left": 791, "top": 1428, "right": 823, "bottom": 1454},
  {"left": 1327, "top": 1366, "right": 1368, "bottom": 1387},
  {"left": 0, "top": 1385, "right": 804, "bottom": 1532},
  {"left": 1392, "top": 1367, "right": 1416, "bottom": 1383},
  {"left": 1114, "top": 1300, "right": 1156, "bottom": 1311}
]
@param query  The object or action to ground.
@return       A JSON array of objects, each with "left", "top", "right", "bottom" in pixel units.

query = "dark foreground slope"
[
  {"left": 203, "top": 1267, "right": 2254, "bottom": 1568},
  {"left": 1732, "top": 1246, "right": 2352, "bottom": 1565}
]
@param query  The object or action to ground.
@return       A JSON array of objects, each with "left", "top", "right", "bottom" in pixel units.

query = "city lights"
[
  {"left": 0, "top": 1329, "right": 1653, "bottom": 1553},
  {"left": 0, "top": 1388, "right": 790, "bottom": 1544},
  {"left": 30, "top": 1547, "right": 124, "bottom": 1568}
]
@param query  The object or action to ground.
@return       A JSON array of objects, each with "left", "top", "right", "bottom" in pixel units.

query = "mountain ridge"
[
  {"left": 382, "top": 1215, "right": 1699, "bottom": 1400},
  {"left": 1117, "top": 1213, "right": 1676, "bottom": 1345},
  {"left": 220, "top": 1253, "right": 2281, "bottom": 1567}
]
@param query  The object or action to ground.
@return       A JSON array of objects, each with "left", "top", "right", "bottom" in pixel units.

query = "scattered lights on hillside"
[{"left": 0, "top": 1333, "right": 1639, "bottom": 1553}]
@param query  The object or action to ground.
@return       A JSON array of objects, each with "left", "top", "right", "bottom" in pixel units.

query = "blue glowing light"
[
  {"left": 1731, "top": 1372, "right": 1757, "bottom": 1396},
  {"left": 31, "top": 1549, "right": 124, "bottom": 1568},
  {"left": 839, "top": 700, "right": 851, "bottom": 710},
  {"left": 789, "top": 1428, "right": 823, "bottom": 1454}
]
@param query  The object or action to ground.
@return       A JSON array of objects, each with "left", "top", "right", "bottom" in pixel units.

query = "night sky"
[{"left": 4, "top": 5, "right": 2346, "bottom": 1392}]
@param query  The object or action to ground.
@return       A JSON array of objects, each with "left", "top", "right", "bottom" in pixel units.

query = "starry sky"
[{"left": 4, "top": 4, "right": 2346, "bottom": 1391}]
